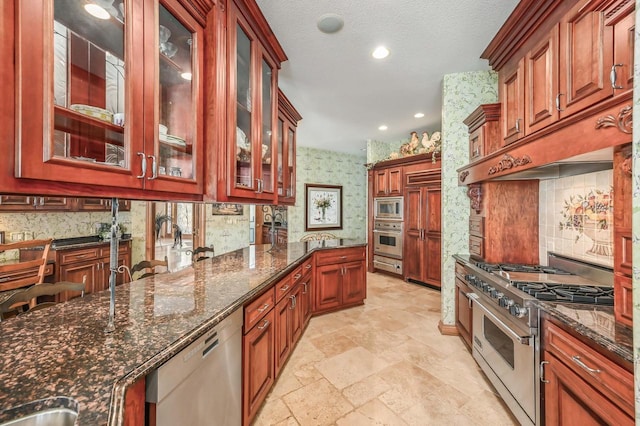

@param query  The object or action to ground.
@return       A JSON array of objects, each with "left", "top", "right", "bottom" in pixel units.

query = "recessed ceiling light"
[
  {"left": 378, "top": 125, "right": 388, "bottom": 131},
  {"left": 84, "top": 3, "right": 111, "bottom": 20},
  {"left": 414, "top": 112, "right": 425, "bottom": 118},
  {"left": 317, "top": 13, "right": 344, "bottom": 34},
  {"left": 372, "top": 46, "right": 389, "bottom": 59}
]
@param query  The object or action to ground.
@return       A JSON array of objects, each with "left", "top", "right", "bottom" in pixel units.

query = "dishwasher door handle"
[{"left": 203, "top": 338, "right": 219, "bottom": 358}]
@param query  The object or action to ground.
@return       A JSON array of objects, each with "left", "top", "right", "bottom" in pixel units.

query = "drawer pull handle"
[
  {"left": 257, "top": 303, "right": 270, "bottom": 313},
  {"left": 571, "top": 356, "right": 601, "bottom": 374},
  {"left": 257, "top": 320, "right": 270, "bottom": 330},
  {"left": 340, "top": 256, "right": 347, "bottom": 259},
  {"left": 305, "top": 264, "right": 312, "bottom": 269},
  {"left": 280, "top": 285, "right": 290, "bottom": 292},
  {"left": 293, "top": 273, "right": 302, "bottom": 280}
]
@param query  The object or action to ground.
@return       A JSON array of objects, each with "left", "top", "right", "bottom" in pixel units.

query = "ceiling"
[{"left": 255, "top": 0, "right": 519, "bottom": 157}]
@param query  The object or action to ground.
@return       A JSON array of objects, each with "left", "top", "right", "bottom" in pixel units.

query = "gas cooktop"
[{"left": 475, "top": 262, "right": 572, "bottom": 275}]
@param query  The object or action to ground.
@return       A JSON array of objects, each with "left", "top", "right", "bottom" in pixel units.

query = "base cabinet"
[
  {"left": 542, "top": 319, "right": 634, "bottom": 425},
  {"left": 313, "top": 247, "right": 366, "bottom": 314},
  {"left": 242, "top": 309, "right": 275, "bottom": 425},
  {"left": 454, "top": 263, "right": 472, "bottom": 350}
]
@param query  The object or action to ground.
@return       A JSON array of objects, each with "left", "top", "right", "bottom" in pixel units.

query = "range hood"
[{"left": 489, "top": 147, "right": 613, "bottom": 181}]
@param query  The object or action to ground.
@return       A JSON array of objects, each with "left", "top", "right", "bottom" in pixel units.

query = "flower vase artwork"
[
  {"left": 314, "top": 196, "right": 333, "bottom": 222},
  {"left": 560, "top": 188, "right": 613, "bottom": 257}
]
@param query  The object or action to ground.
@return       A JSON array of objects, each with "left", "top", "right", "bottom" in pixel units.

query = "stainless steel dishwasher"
[{"left": 146, "top": 308, "right": 243, "bottom": 426}]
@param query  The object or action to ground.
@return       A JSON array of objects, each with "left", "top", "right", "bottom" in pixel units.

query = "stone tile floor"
[{"left": 254, "top": 272, "right": 519, "bottom": 425}]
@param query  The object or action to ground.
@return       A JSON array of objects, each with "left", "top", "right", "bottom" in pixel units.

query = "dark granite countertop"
[
  {"left": 537, "top": 301, "right": 633, "bottom": 364},
  {"left": 453, "top": 254, "right": 632, "bottom": 365},
  {"left": 0, "top": 239, "right": 366, "bottom": 425}
]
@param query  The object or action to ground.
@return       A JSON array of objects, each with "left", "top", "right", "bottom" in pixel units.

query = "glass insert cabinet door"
[
  {"left": 230, "top": 8, "right": 278, "bottom": 200},
  {"left": 15, "top": 0, "right": 202, "bottom": 194}
]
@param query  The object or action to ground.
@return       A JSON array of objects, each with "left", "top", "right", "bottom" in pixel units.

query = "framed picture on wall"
[
  {"left": 305, "top": 184, "right": 342, "bottom": 231},
  {"left": 211, "top": 203, "right": 244, "bottom": 215}
]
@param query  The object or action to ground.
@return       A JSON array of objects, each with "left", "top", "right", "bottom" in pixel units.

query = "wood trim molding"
[
  {"left": 467, "top": 185, "right": 482, "bottom": 213},
  {"left": 487, "top": 154, "right": 532, "bottom": 175},
  {"left": 595, "top": 105, "right": 633, "bottom": 134},
  {"left": 370, "top": 152, "right": 440, "bottom": 170},
  {"left": 278, "top": 88, "right": 302, "bottom": 122},
  {"left": 437, "top": 320, "right": 459, "bottom": 336},
  {"left": 459, "top": 171, "right": 469, "bottom": 183}
]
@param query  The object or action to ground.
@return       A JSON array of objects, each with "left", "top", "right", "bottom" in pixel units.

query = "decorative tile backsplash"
[{"left": 539, "top": 170, "right": 614, "bottom": 267}]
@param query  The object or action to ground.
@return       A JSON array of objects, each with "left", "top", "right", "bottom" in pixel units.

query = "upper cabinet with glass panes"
[
  {"left": 13, "top": 0, "right": 210, "bottom": 199},
  {"left": 210, "top": 0, "right": 288, "bottom": 203}
]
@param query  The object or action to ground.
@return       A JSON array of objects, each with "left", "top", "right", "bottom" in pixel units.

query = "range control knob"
[
  {"left": 509, "top": 304, "right": 528, "bottom": 318},
  {"left": 485, "top": 285, "right": 494, "bottom": 294},
  {"left": 464, "top": 274, "right": 475, "bottom": 282},
  {"left": 498, "top": 297, "right": 513, "bottom": 308},
  {"left": 489, "top": 289, "right": 503, "bottom": 299}
]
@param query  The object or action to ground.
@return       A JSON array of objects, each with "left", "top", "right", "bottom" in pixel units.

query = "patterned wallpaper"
[
  {"left": 539, "top": 171, "right": 613, "bottom": 267},
  {"left": 366, "top": 140, "right": 396, "bottom": 164},
  {"left": 289, "top": 146, "right": 368, "bottom": 243},
  {"left": 204, "top": 204, "right": 251, "bottom": 255},
  {"left": 440, "top": 70, "right": 498, "bottom": 326}
]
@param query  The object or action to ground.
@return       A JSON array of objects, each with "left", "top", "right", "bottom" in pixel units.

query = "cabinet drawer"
[
  {"left": 315, "top": 247, "right": 365, "bottom": 266},
  {"left": 455, "top": 262, "right": 467, "bottom": 281},
  {"left": 469, "top": 236, "right": 483, "bottom": 258},
  {"left": 469, "top": 217, "right": 484, "bottom": 237},
  {"left": 290, "top": 265, "right": 304, "bottom": 286},
  {"left": 301, "top": 257, "right": 313, "bottom": 276},
  {"left": 244, "top": 288, "right": 275, "bottom": 333},
  {"left": 59, "top": 248, "right": 101, "bottom": 265},
  {"left": 275, "top": 275, "right": 293, "bottom": 303},
  {"left": 544, "top": 322, "right": 633, "bottom": 416}
]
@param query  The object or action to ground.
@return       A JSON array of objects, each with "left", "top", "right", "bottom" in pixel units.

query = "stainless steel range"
[{"left": 461, "top": 253, "right": 613, "bottom": 426}]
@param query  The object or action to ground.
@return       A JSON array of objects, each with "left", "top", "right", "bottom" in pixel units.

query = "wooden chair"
[
  {"left": 299, "top": 232, "right": 338, "bottom": 242},
  {"left": 190, "top": 246, "right": 215, "bottom": 262},
  {"left": 0, "top": 239, "right": 52, "bottom": 308},
  {"left": 120, "top": 256, "right": 169, "bottom": 281},
  {"left": 0, "top": 277, "right": 86, "bottom": 321}
]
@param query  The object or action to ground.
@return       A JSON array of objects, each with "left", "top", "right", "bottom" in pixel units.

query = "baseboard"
[{"left": 438, "top": 320, "right": 459, "bottom": 336}]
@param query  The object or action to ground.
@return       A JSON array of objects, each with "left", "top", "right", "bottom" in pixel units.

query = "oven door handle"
[
  {"left": 372, "top": 230, "right": 401, "bottom": 234},
  {"left": 373, "top": 259, "right": 397, "bottom": 267},
  {"left": 472, "top": 296, "right": 531, "bottom": 346}
]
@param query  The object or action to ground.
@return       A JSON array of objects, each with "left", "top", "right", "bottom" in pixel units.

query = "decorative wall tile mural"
[
  {"left": 539, "top": 171, "right": 613, "bottom": 267},
  {"left": 441, "top": 70, "right": 498, "bottom": 325}
]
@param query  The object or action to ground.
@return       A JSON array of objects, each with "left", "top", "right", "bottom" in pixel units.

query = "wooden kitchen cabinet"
[
  {"left": 57, "top": 240, "right": 131, "bottom": 301},
  {"left": 0, "top": 196, "right": 71, "bottom": 212},
  {"left": 500, "top": 58, "right": 525, "bottom": 145},
  {"left": 13, "top": 0, "right": 205, "bottom": 198},
  {"left": 609, "top": 1, "right": 635, "bottom": 93},
  {"left": 314, "top": 247, "right": 366, "bottom": 314},
  {"left": 525, "top": 25, "right": 559, "bottom": 134},
  {"left": 243, "top": 308, "right": 275, "bottom": 425},
  {"left": 542, "top": 320, "right": 634, "bottom": 425},
  {"left": 218, "top": 0, "right": 287, "bottom": 203},
  {"left": 277, "top": 89, "right": 302, "bottom": 205},
  {"left": 454, "top": 262, "right": 473, "bottom": 350},
  {"left": 404, "top": 183, "right": 441, "bottom": 288},
  {"left": 558, "top": 0, "right": 613, "bottom": 118},
  {"left": 274, "top": 291, "right": 292, "bottom": 376},
  {"left": 463, "top": 103, "right": 501, "bottom": 161},
  {"left": 374, "top": 166, "right": 403, "bottom": 197}
]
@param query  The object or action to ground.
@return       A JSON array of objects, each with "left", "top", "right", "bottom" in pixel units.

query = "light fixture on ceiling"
[
  {"left": 414, "top": 112, "right": 425, "bottom": 118},
  {"left": 317, "top": 13, "right": 344, "bottom": 34},
  {"left": 84, "top": 3, "right": 111, "bottom": 20},
  {"left": 378, "top": 125, "right": 388, "bottom": 131},
  {"left": 372, "top": 46, "right": 389, "bottom": 59}
]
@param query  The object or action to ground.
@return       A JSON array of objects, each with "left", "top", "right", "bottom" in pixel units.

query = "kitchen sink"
[
  {"left": 0, "top": 397, "right": 78, "bottom": 426},
  {"left": 0, "top": 408, "right": 77, "bottom": 426}
]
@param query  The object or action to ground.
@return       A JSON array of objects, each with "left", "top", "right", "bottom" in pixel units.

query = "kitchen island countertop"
[{"left": 0, "top": 239, "right": 366, "bottom": 425}]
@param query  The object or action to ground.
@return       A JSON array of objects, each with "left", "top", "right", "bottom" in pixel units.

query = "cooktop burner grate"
[
  {"left": 474, "top": 262, "right": 572, "bottom": 275},
  {"left": 513, "top": 282, "right": 614, "bottom": 305}
]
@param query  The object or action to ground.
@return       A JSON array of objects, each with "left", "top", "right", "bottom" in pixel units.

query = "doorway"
[{"left": 145, "top": 202, "right": 206, "bottom": 271}]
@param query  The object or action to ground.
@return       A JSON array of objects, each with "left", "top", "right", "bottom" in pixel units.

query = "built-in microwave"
[{"left": 374, "top": 197, "right": 403, "bottom": 220}]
